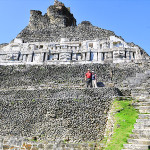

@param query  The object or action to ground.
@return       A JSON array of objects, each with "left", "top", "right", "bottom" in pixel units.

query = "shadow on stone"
[{"left": 97, "top": 82, "right": 105, "bottom": 87}]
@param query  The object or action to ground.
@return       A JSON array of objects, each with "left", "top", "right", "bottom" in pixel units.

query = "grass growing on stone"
[{"left": 105, "top": 98, "right": 139, "bottom": 150}]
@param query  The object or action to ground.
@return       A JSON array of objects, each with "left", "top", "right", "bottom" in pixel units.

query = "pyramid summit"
[{"left": 0, "top": 0, "right": 149, "bottom": 65}]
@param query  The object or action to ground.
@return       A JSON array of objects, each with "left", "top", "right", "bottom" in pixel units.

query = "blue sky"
[{"left": 0, "top": 0, "right": 150, "bottom": 55}]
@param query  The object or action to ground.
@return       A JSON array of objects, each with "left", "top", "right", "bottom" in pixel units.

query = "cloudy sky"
[{"left": 0, "top": 0, "right": 150, "bottom": 55}]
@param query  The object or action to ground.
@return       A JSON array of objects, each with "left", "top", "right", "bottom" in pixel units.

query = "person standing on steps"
[
  {"left": 85, "top": 69, "right": 92, "bottom": 88},
  {"left": 91, "top": 71, "right": 97, "bottom": 88}
]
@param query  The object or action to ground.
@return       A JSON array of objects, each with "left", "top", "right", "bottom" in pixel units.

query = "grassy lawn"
[{"left": 104, "top": 98, "right": 139, "bottom": 150}]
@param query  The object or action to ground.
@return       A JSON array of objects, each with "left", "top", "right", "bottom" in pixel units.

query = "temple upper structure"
[{"left": 0, "top": 0, "right": 149, "bottom": 65}]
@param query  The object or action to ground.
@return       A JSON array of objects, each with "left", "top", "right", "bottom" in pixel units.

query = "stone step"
[
  {"left": 123, "top": 144, "right": 150, "bottom": 150},
  {"left": 136, "top": 119, "right": 150, "bottom": 124},
  {"left": 133, "top": 106, "right": 150, "bottom": 113},
  {"left": 122, "top": 149, "right": 139, "bottom": 150},
  {"left": 130, "top": 134, "right": 150, "bottom": 140},
  {"left": 132, "top": 91, "right": 150, "bottom": 94},
  {"left": 122, "top": 149, "right": 141, "bottom": 150},
  {"left": 139, "top": 114, "right": 150, "bottom": 119},
  {"left": 131, "top": 88, "right": 149, "bottom": 92},
  {"left": 138, "top": 99, "right": 150, "bottom": 102},
  {"left": 131, "top": 87, "right": 149, "bottom": 91},
  {"left": 131, "top": 93, "right": 150, "bottom": 97},
  {"left": 138, "top": 107, "right": 150, "bottom": 113},
  {"left": 132, "top": 129, "right": 150, "bottom": 135},
  {"left": 134, "top": 123, "right": 150, "bottom": 130},
  {"left": 128, "top": 139, "right": 150, "bottom": 145},
  {"left": 138, "top": 96, "right": 150, "bottom": 99},
  {"left": 122, "top": 149, "right": 140, "bottom": 150},
  {"left": 130, "top": 134, "right": 150, "bottom": 139},
  {"left": 133, "top": 102, "right": 150, "bottom": 106}
]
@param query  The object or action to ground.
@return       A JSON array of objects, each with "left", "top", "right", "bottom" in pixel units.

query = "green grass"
[{"left": 105, "top": 98, "right": 139, "bottom": 150}]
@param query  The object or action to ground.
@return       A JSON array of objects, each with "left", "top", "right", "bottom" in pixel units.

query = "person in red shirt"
[{"left": 85, "top": 69, "right": 92, "bottom": 88}]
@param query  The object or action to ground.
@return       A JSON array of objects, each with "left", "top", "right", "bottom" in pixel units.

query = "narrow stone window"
[
  {"left": 102, "top": 53, "right": 105, "bottom": 60},
  {"left": 31, "top": 53, "right": 34, "bottom": 62},
  {"left": 43, "top": 53, "right": 46, "bottom": 62},
  {"left": 40, "top": 45, "right": 43, "bottom": 49},
  {"left": 133, "top": 52, "right": 135, "bottom": 59},
  {"left": 100, "top": 44, "right": 102, "bottom": 49},
  {"left": 58, "top": 54, "right": 59, "bottom": 60},
  {"left": 125, "top": 51, "right": 127, "bottom": 58},
  {"left": 18, "top": 52, "right": 21, "bottom": 61},
  {"left": 71, "top": 53, "right": 73, "bottom": 60}
]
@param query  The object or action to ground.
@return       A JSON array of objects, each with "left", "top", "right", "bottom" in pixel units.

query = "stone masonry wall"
[
  {"left": 0, "top": 63, "right": 146, "bottom": 89},
  {"left": 0, "top": 136, "right": 102, "bottom": 150},
  {"left": 0, "top": 63, "right": 149, "bottom": 149},
  {"left": 29, "top": 5, "right": 76, "bottom": 30},
  {"left": 16, "top": 1, "right": 115, "bottom": 43},
  {"left": 0, "top": 88, "right": 119, "bottom": 142},
  {"left": 17, "top": 23, "right": 115, "bottom": 43}
]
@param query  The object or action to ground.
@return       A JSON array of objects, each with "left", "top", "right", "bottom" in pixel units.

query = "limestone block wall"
[
  {"left": 16, "top": 23, "right": 115, "bottom": 43},
  {"left": 0, "top": 63, "right": 148, "bottom": 149},
  {"left": 29, "top": 1, "right": 76, "bottom": 30},
  {"left": 0, "top": 136, "right": 100, "bottom": 150},
  {"left": 0, "top": 63, "right": 144, "bottom": 89},
  {"left": 29, "top": 10, "right": 51, "bottom": 30},
  {"left": 0, "top": 88, "right": 119, "bottom": 142}
]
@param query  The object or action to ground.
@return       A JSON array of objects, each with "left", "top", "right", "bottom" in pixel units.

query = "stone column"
[
  {"left": 130, "top": 51, "right": 133, "bottom": 59},
  {"left": 104, "top": 53, "right": 108, "bottom": 60},
  {"left": 82, "top": 53, "right": 86, "bottom": 61},
  {"left": 23, "top": 55, "right": 27, "bottom": 62},
  {"left": 126, "top": 51, "right": 130, "bottom": 60},
  {"left": 53, "top": 54, "right": 58, "bottom": 60},
  {"left": 72, "top": 53, "right": 76, "bottom": 60},
  {"left": 98, "top": 52, "right": 103, "bottom": 62},
  {"left": 110, "top": 42, "right": 113, "bottom": 49},
  {"left": 19, "top": 54, "right": 23, "bottom": 61},
  {"left": 86, "top": 52, "right": 91, "bottom": 61},
  {"left": 77, "top": 54, "right": 82, "bottom": 61},
  {"left": 40, "top": 53, "right": 45, "bottom": 62},
  {"left": 93, "top": 52, "right": 98, "bottom": 61},
  {"left": 33, "top": 53, "right": 41, "bottom": 62},
  {"left": 108, "top": 52, "right": 113, "bottom": 60}
]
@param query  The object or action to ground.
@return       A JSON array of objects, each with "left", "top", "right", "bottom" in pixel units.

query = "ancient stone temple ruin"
[{"left": 0, "top": 0, "right": 149, "bottom": 65}]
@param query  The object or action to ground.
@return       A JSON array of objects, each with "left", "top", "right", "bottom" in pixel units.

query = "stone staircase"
[
  {"left": 122, "top": 98, "right": 150, "bottom": 150},
  {"left": 122, "top": 70, "right": 150, "bottom": 150}
]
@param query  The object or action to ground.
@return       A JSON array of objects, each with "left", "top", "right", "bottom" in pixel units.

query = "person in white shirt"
[{"left": 91, "top": 71, "right": 97, "bottom": 88}]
